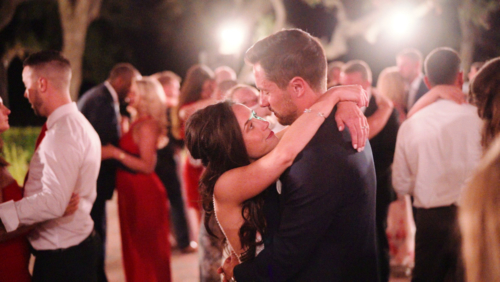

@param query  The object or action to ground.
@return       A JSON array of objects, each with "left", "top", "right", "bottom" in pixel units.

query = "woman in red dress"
[
  {"left": 0, "top": 97, "right": 31, "bottom": 282},
  {"left": 106, "top": 77, "right": 171, "bottom": 282}
]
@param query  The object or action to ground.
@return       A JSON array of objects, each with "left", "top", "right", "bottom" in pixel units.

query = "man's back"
[
  {"left": 393, "top": 99, "right": 482, "bottom": 208},
  {"left": 235, "top": 109, "right": 378, "bottom": 281}
]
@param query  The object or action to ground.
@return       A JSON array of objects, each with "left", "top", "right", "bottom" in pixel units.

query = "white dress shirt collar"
[
  {"left": 47, "top": 102, "right": 78, "bottom": 129},
  {"left": 104, "top": 80, "right": 119, "bottom": 106}
]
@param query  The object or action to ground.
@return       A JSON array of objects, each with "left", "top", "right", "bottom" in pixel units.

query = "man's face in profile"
[
  {"left": 340, "top": 71, "right": 370, "bottom": 91},
  {"left": 253, "top": 63, "right": 297, "bottom": 125},
  {"left": 397, "top": 56, "right": 419, "bottom": 83},
  {"left": 22, "top": 67, "right": 44, "bottom": 116}
]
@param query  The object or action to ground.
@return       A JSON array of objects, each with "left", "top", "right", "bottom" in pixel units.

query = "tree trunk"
[
  {"left": 458, "top": 0, "right": 476, "bottom": 81},
  {"left": 58, "top": 0, "right": 102, "bottom": 101}
]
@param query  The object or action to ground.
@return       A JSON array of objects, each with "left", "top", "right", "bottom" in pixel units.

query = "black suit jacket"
[
  {"left": 234, "top": 108, "right": 379, "bottom": 281},
  {"left": 411, "top": 80, "right": 429, "bottom": 109},
  {"left": 364, "top": 94, "right": 399, "bottom": 209},
  {"left": 78, "top": 84, "right": 120, "bottom": 200}
]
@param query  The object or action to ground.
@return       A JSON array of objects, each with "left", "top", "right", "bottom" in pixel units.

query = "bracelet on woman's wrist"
[{"left": 304, "top": 108, "right": 326, "bottom": 119}]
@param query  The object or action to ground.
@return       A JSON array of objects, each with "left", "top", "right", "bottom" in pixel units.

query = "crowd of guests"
[{"left": 0, "top": 27, "right": 499, "bottom": 282}]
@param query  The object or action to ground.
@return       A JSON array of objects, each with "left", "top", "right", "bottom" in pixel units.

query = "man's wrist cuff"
[{"left": 0, "top": 200, "right": 20, "bottom": 232}]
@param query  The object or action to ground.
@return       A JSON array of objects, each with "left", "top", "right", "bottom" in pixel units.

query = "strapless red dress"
[
  {"left": 116, "top": 119, "right": 171, "bottom": 282},
  {"left": 0, "top": 181, "right": 31, "bottom": 282}
]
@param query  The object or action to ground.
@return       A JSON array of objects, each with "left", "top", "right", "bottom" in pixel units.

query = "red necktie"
[
  {"left": 35, "top": 123, "right": 47, "bottom": 150},
  {"left": 23, "top": 123, "right": 47, "bottom": 186}
]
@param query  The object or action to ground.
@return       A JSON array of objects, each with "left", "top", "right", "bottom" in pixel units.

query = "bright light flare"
[
  {"left": 218, "top": 22, "right": 246, "bottom": 55},
  {"left": 387, "top": 9, "right": 415, "bottom": 39}
]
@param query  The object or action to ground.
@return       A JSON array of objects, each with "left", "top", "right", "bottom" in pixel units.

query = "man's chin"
[{"left": 276, "top": 115, "right": 293, "bottom": 126}]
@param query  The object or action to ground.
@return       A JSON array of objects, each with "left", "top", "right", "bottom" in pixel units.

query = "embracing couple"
[{"left": 186, "top": 29, "right": 379, "bottom": 281}]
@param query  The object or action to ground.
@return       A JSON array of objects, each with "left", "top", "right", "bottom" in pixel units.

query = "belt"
[{"left": 31, "top": 230, "right": 96, "bottom": 256}]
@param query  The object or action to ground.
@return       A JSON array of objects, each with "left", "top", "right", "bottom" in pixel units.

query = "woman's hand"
[
  {"left": 335, "top": 102, "right": 369, "bottom": 151},
  {"left": 63, "top": 193, "right": 80, "bottom": 216},
  {"left": 218, "top": 252, "right": 239, "bottom": 282},
  {"left": 323, "top": 85, "right": 369, "bottom": 108},
  {"left": 101, "top": 144, "right": 120, "bottom": 160}
]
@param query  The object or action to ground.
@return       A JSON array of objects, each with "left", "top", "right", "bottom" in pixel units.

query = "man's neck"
[
  {"left": 45, "top": 95, "right": 72, "bottom": 117},
  {"left": 293, "top": 90, "right": 323, "bottom": 121}
]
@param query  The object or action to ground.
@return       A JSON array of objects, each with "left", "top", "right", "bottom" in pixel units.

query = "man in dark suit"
[
  {"left": 78, "top": 63, "right": 140, "bottom": 282},
  {"left": 396, "top": 48, "right": 429, "bottom": 111},
  {"left": 222, "top": 29, "right": 378, "bottom": 281},
  {"left": 340, "top": 60, "right": 400, "bottom": 282}
]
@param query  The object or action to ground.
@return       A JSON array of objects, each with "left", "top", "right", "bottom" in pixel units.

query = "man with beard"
[
  {"left": 221, "top": 29, "right": 378, "bottom": 281},
  {"left": 78, "top": 63, "right": 140, "bottom": 282},
  {"left": 0, "top": 50, "right": 101, "bottom": 281}
]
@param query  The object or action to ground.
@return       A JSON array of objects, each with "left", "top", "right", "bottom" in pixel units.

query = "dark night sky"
[{"left": 4, "top": 0, "right": 500, "bottom": 126}]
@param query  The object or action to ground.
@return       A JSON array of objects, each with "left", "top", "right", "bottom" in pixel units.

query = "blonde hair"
[
  {"left": 135, "top": 77, "right": 168, "bottom": 139},
  {"left": 377, "top": 66, "right": 406, "bottom": 106},
  {"left": 459, "top": 135, "right": 500, "bottom": 282}
]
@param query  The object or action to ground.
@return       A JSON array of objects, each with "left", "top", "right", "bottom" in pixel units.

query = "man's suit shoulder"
[{"left": 78, "top": 84, "right": 111, "bottom": 108}]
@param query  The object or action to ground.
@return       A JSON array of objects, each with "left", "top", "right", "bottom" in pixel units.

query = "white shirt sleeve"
[
  {"left": 13, "top": 128, "right": 81, "bottom": 227},
  {"left": 0, "top": 200, "right": 20, "bottom": 232}
]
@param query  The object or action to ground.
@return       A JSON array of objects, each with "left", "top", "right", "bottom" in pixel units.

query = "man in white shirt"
[
  {"left": 0, "top": 50, "right": 101, "bottom": 281},
  {"left": 396, "top": 48, "right": 429, "bottom": 111},
  {"left": 392, "top": 47, "right": 483, "bottom": 282}
]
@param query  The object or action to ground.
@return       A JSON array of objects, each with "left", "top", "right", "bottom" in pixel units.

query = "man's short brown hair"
[
  {"left": 108, "top": 63, "right": 138, "bottom": 83},
  {"left": 245, "top": 29, "right": 327, "bottom": 92},
  {"left": 23, "top": 50, "right": 70, "bottom": 69},
  {"left": 342, "top": 60, "right": 372, "bottom": 83},
  {"left": 424, "top": 47, "right": 461, "bottom": 86}
]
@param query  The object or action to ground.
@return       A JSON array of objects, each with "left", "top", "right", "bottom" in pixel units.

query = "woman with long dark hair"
[
  {"left": 469, "top": 57, "right": 500, "bottom": 149},
  {"left": 185, "top": 87, "right": 367, "bottom": 262}
]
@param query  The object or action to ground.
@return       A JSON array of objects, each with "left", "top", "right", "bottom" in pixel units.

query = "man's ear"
[
  {"left": 362, "top": 80, "right": 371, "bottom": 90},
  {"left": 289, "top": 77, "right": 306, "bottom": 98},
  {"left": 38, "top": 77, "right": 48, "bottom": 92},
  {"left": 456, "top": 71, "right": 464, "bottom": 87},
  {"left": 423, "top": 76, "right": 432, "bottom": 89}
]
